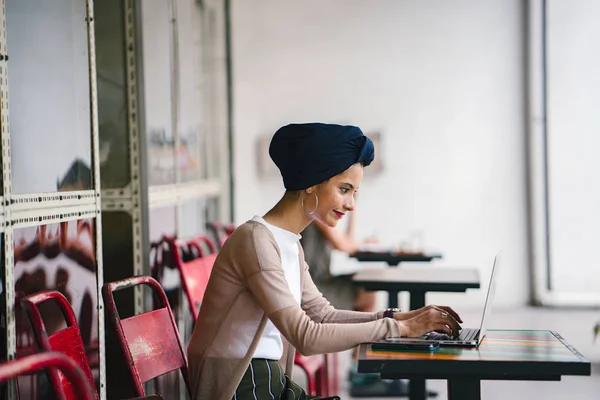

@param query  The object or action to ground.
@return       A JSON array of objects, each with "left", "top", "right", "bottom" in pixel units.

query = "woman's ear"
[{"left": 305, "top": 184, "right": 318, "bottom": 195}]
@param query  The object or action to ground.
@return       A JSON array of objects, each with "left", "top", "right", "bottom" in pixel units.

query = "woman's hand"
[
  {"left": 394, "top": 305, "right": 462, "bottom": 323},
  {"left": 394, "top": 305, "right": 463, "bottom": 337}
]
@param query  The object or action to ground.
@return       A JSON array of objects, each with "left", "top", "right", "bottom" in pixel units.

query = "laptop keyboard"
[{"left": 424, "top": 328, "right": 479, "bottom": 342}]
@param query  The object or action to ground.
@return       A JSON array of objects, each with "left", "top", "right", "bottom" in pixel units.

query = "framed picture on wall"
[
  {"left": 365, "top": 131, "right": 383, "bottom": 175},
  {"left": 256, "top": 134, "right": 279, "bottom": 178}
]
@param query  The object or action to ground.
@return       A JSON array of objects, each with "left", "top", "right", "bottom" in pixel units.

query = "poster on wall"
[
  {"left": 364, "top": 131, "right": 383, "bottom": 175},
  {"left": 148, "top": 129, "right": 176, "bottom": 185},
  {"left": 13, "top": 219, "right": 98, "bottom": 396},
  {"left": 179, "top": 127, "right": 202, "bottom": 182}
]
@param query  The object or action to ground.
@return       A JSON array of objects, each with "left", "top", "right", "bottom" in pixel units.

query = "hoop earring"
[{"left": 301, "top": 192, "right": 319, "bottom": 215}]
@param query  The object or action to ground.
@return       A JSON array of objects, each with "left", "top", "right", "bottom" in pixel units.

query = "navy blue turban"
[{"left": 269, "top": 123, "right": 375, "bottom": 191}]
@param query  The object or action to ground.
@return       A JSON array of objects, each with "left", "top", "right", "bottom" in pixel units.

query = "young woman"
[{"left": 187, "top": 123, "right": 462, "bottom": 400}]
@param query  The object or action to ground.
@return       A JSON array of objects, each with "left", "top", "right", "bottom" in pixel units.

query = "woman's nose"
[{"left": 345, "top": 199, "right": 355, "bottom": 211}]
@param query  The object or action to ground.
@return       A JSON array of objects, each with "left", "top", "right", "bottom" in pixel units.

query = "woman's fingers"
[
  {"left": 405, "top": 306, "right": 462, "bottom": 337},
  {"left": 430, "top": 306, "right": 463, "bottom": 328},
  {"left": 433, "top": 322, "right": 453, "bottom": 336},
  {"left": 430, "top": 305, "right": 462, "bottom": 324},
  {"left": 437, "top": 305, "right": 463, "bottom": 323},
  {"left": 441, "top": 312, "right": 462, "bottom": 334},
  {"left": 428, "top": 308, "right": 460, "bottom": 336}
]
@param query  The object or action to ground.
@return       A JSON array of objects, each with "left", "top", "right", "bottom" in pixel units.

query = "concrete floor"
[{"left": 294, "top": 306, "right": 600, "bottom": 399}]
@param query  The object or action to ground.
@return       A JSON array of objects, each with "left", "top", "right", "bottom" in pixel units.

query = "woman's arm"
[
  {"left": 247, "top": 267, "right": 401, "bottom": 355},
  {"left": 242, "top": 224, "right": 401, "bottom": 355},
  {"left": 300, "top": 260, "right": 383, "bottom": 323},
  {"left": 313, "top": 217, "right": 359, "bottom": 254},
  {"left": 241, "top": 224, "right": 458, "bottom": 355},
  {"left": 299, "top": 260, "right": 463, "bottom": 333}
]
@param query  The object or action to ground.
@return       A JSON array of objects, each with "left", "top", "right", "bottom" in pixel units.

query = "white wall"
[
  {"left": 232, "top": 0, "right": 528, "bottom": 308},
  {"left": 546, "top": 0, "right": 600, "bottom": 294}
]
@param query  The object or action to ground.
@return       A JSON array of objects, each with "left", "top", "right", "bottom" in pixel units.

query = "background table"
[
  {"left": 351, "top": 251, "right": 442, "bottom": 266},
  {"left": 358, "top": 330, "right": 591, "bottom": 400},
  {"left": 353, "top": 267, "right": 480, "bottom": 309}
]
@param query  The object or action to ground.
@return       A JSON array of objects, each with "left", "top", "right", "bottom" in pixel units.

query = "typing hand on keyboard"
[
  {"left": 397, "top": 305, "right": 463, "bottom": 338},
  {"left": 424, "top": 332, "right": 455, "bottom": 341}
]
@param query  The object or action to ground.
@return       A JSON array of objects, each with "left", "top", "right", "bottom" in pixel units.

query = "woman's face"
[{"left": 308, "top": 164, "right": 364, "bottom": 227}]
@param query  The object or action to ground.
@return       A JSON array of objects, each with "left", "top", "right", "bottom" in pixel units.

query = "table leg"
[
  {"left": 447, "top": 379, "right": 481, "bottom": 400},
  {"left": 409, "top": 289, "right": 426, "bottom": 310},
  {"left": 409, "top": 379, "right": 426, "bottom": 400},
  {"left": 388, "top": 290, "right": 400, "bottom": 308},
  {"left": 408, "top": 290, "right": 428, "bottom": 399}
]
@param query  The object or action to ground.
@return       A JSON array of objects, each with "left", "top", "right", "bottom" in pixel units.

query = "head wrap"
[{"left": 269, "top": 123, "right": 375, "bottom": 191}]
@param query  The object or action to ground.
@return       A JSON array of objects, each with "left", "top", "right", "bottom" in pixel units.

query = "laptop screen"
[{"left": 477, "top": 252, "right": 502, "bottom": 344}]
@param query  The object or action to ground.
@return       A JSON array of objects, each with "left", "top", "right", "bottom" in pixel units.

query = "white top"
[{"left": 251, "top": 215, "right": 302, "bottom": 359}]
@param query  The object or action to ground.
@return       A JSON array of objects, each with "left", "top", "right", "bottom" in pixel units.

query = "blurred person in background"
[
  {"left": 301, "top": 202, "right": 375, "bottom": 314},
  {"left": 301, "top": 205, "right": 388, "bottom": 392}
]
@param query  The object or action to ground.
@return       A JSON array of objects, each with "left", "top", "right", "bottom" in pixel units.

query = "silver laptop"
[{"left": 421, "top": 252, "right": 501, "bottom": 347}]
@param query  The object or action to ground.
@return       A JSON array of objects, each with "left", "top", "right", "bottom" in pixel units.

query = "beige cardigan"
[{"left": 187, "top": 221, "right": 400, "bottom": 399}]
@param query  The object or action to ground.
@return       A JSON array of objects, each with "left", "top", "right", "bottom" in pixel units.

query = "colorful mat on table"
[{"left": 365, "top": 330, "right": 585, "bottom": 363}]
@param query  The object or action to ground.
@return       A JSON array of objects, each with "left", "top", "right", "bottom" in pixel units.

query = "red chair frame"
[
  {"left": 150, "top": 235, "right": 178, "bottom": 284},
  {"left": 294, "top": 352, "right": 330, "bottom": 396},
  {"left": 207, "top": 221, "right": 235, "bottom": 249},
  {"left": 190, "top": 235, "right": 217, "bottom": 256},
  {"left": 20, "top": 291, "right": 98, "bottom": 400},
  {"left": 0, "top": 352, "right": 94, "bottom": 400},
  {"left": 167, "top": 235, "right": 217, "bottom": 319},
  {"left": 102, "top": 275, "right": 191, "bottom": 397}
]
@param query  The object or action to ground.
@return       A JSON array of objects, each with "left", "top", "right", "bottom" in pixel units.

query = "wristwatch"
[{"left": 384, "top": 307, "right": 401, "bottom": 319}]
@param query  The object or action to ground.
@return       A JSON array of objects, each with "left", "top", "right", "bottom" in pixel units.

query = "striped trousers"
[{"left": 233, "top": 358, "right": 340, "bottom": 400}]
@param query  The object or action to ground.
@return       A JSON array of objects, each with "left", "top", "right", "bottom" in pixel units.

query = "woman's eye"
[{"left": 341, "top": 188, "right": 349, "bottom": 194}]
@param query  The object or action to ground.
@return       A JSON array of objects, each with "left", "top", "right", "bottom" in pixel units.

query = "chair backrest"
[
  {"left": 189, "top": 235, "right": 217, "bottom": 258},
  {"left": 20, "top": 291, "right": 97, "bottom": 400},
  {"left": 150, "top": 235, "right": 178, "bottom": 283},
  {"left": 0, "top": 352, "right": 95, "bottom": 400},
  {"left": 223, "top": 224, "right": 235, "bottom": 237},
  {"left": 102, "top": 276, "right": 190, "bottom": 397},
  {"left": 169, "top": 236, "right": 217, "bottom": 319},
  {"left": 206, "top": 222, "right": 235, "bottom": 249}
]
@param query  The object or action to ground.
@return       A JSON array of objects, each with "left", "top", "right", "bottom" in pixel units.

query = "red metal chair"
[
  {"left": 191, "top": 235, "right": 217, "bottom": 256},
  {"left": 167, "top": 235, "right": 217, "bottom": 319},
  {"left": 150, "top": 235, "right": 178, "bottom": 284},
  {"left": 206, "top": 221, "right": 235, "bottom": 249},
  {"left": 0, "top": 352, "right": 95, "bottom": 400},
  {"left": 14, "top": 290, "right": 40, "bottom": 397},
  {"left": 102, "top": 275, "right": 191, "bottom": 397},
  {"left": 223, "top": 224, "right": 235, "bottom": 237},
  {"left": 20, "top": 291, "right": 98, "bottom": 400},
  {"left": 294, "top": 352, "right": 329, "bottom": 396}
]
